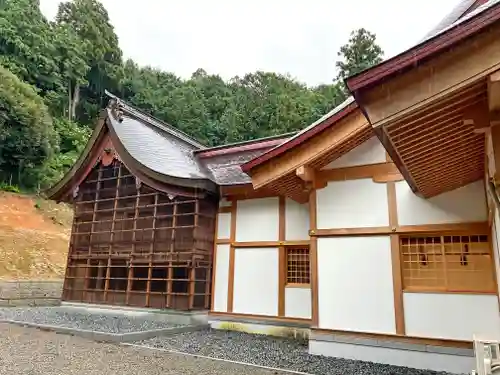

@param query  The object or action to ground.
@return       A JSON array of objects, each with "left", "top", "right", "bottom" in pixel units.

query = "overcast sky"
[{"left": 39, "top": 0, "right": 462, "bottom": 86}]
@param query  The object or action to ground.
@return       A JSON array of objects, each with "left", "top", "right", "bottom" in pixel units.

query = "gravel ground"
[
  {"left": 0, "top": 323, "right": 286, "bottom": 375},
  {"left": 0, "top": 307, "right": 182, "bottom": 333},
  {"left": 139, "top": 329, "right": 454, "bottom": 375}
]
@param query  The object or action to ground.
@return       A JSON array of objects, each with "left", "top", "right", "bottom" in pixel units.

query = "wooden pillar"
[
  {"left": 189, "top": 200, "right": 199, "bottom": 309},
  {"left": 278, "top": 196, "right": 286, "bottom": 317},
  {"left": 309, "top": 189, "right": 319, "bottom": 327},
  {"left": 85, "top": 167, "right": 102, "bottom": 302},
  {"left": 104, "top": 164, "right": 121, "bottom": 303},
  {"left": 227, "top": 200, "right": 237, "bottom": 313},
  {"left": 125, "top": 174, "right": 140, "bottom": 305},
  {"left": 387, "top": 181, "right": 405, "bottom": 335},
  {"left": 145, "top": 193, "right": 158, "bottom": 307},
  {"left": 209, "top": 202, "right": 220, "bottom": 310},
  {"left": 167, "top": 201, "right": 178, "bottom": 308}
]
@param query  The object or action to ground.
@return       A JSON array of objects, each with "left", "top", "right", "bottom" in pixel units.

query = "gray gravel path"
[
  {"left": 139, "top": 329, "right": 454, "bottom": 375},
  {"left": 0, "top": 323, "right": 287, "bottom": 375},
  {"left": 0, "top": 306, "right": 182, "bottom": 333}
]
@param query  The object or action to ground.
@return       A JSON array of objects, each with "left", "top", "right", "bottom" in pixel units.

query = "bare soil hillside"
[{"left": 0, "top": 192, "right": 73, "bottom": 280}]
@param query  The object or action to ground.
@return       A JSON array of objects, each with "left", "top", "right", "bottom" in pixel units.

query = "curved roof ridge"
[
  {"left": 422, "top": 0, "right": 477, "bottom": 40},
  {"left": 105, "top": 90, "right": 206, "bottom": 149}
]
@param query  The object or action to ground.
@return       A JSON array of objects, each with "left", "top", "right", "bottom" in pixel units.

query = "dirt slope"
[{"left": 0, "top": 192, "right": 73, "bottom": 280}]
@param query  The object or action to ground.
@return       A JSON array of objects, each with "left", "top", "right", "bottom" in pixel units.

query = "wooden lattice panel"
[
  {"left": 64, "top": 160, "right": 217, "bottom": 311},
  {"left": 286, "top": 247, "right": 310, "bottom": 285},
  {"left": 400, "top": 234, "right": 495, "bottom": 293}
]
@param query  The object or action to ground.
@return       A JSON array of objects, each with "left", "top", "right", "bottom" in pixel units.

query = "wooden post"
[
  {"left": 210, "top": 201, "right": 220, "bottom": 310},
  {"left": 85, "top": 168, "right": 102, "bottom": 302},
  {"left": 167, "top": 201, "right": 178, "bottom": 308},
  {"left": 309, "top": 189, "right": 319, "bottom": 327},
  {"left": 387, "top": 181, "right": 405, "bottom": 335},
  {"left": 278, "top": 196, "right": 286, "bottom": 317},
  {"left": 125, "top": 173, "right": 140, "bottom": 305},
  {"left": 104, "top": 164, "right": 121, "bottom": 303},
  {"left": 145, "top": 193, "right": 158, "bottom": 307},
  {"left": 227, "top": 200, "right": 237, "bottom": 313},
  {"left": 189, "top": 200, "right": 199, "bottom": 309}
]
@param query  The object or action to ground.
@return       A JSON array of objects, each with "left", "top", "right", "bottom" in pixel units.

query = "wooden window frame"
[
  {"left": 285, "top": 245, "right": 310, "bottom": 286},
  {"left": 400, "top": 232, "right": 496, "bottom": 294}
]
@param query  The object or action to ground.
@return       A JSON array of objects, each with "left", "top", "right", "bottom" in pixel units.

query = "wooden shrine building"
[{"left": 48, "top": 1, "right": 500, "bottom": 373}]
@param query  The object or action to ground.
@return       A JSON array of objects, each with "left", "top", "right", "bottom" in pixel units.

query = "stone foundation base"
[{"left": 0, "top": 280, "right": 62, "bottom": 307}]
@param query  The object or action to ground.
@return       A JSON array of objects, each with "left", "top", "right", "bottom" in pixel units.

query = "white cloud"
[{"left": 39, "top": 0, "right": 461, "bottom": 86}]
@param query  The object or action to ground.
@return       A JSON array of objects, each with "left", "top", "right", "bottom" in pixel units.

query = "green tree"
[
  {"left": 0, "top": 0, "right": 61, "bottom": 96},
  {"left": 336, "top": 28, "right": 384, "bottom": 91},
  {"left": 0, "top": 66, "right": 58, "bottom": 187},
  {"left": 56, "top": 0, "right": 123, "bottom": 125}
]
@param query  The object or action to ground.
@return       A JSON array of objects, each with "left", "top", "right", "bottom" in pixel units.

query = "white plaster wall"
[
  {"left": 285, "top": 199, "right": 310, "bottom": 241},
  {"left": 404, "top": 293, "right": 500, "bottom": 341},
  {"left": 233, "top": 247, "right": 279, "bottom": 316},
  {"left": 213, "top": 244, "right": 230, "bottom": 312},
  {"left": 219, "top": 198, "right": 232, "bottom": 207},
  {"left": 317, "top": 236, "right": 396, "bottom": 334},
  {"left": 322, "top": 137, "right": 387, "bottom": 169},
  {"left": 317, "top": 179, "right": 389, "bottom": 229},
  {"left": 285, "top": 287, "right": 311, "bottom": 319},
  {"left": 396, "top": 180, "right": 487, "bottom": 226},
  {"left": 235, "top": 198, "right": 279, "bottom": 242},
  {"left": 217, "top": 212, "right": 231, "bottom": 239}
]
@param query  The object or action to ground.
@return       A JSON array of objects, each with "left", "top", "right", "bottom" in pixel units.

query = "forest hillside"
[{"left": 0, "top": 0, "right": 383, "bottom": 193}]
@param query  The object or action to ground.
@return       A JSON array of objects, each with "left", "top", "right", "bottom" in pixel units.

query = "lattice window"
[
  {"left": 286, "top": 247, "right": 310, "bottom": 285},
  {"left": 400, "top": 234, "right": 495, "bottom": 292}
]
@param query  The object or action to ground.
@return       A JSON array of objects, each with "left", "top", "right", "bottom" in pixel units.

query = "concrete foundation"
[
  {"left": 61, "top": 301, "right": 209, "bottom": 326},
  {"left": 2, "top": 319, "right": 209, "bottom": 343},
  {"left": 309, "top": 330, "right": 474, "bottom": 374}
]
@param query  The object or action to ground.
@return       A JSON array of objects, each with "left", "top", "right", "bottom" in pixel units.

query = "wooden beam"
[
  {"left": 489, "top": 70, "right": 500, "bottom": 113},
  {"left": 311, "top": 222, "right": 489, "bottom": 237},
  {"left": 491, "top": 124, "right": 500, "bottom": 181},
  {"left": 317, "top": 162, "right": 400, "bottom": 184},
  {"left": 296, "top": 166, "right": 315, "bottom": 182},
  {"left": 250, "top": 110, "right": 370, "bottom": 190},
  {"left": 363, "top": 25, "right": 500, "bottom": 128}
]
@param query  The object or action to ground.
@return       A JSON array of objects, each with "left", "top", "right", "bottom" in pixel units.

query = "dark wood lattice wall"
[{"left": 63, "top": 160, "right": 217, "bottom": 310}]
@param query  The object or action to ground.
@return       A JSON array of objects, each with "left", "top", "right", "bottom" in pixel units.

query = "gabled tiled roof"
[
  {"left": 195, "top": 133, "right": 293, "bottom": 185},
  {"left": 241, "top": 0, "right": 498, "bottom": 174},
  {"left": 107, "top": 108, "right": 210, "bottom": 181}
]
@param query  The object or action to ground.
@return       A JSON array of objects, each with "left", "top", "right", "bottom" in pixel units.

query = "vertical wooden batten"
[
  {"left": 210, "top": 202, "right": 220, "bottom": 310},
  {"left": 278, "top": 196, "right": 286, "bottom": 317},
  {"left": 387, "top": 181, "right": 405, "bottom": 335},
  {"left": 309, "top": 189, "right": 319, "bottom": 327},
  {"left": 227, "top": 200, "right": 237, "bottom": 312}
]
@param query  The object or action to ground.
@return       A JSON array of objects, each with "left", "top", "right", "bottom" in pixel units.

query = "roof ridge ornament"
[{"left": 107, "top": 97, "right": 124, "bottom": 123}]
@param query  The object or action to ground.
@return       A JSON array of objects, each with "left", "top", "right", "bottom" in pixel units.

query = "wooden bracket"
[{"left": 296, "top": 165, "right": 315, "bottom": 182}]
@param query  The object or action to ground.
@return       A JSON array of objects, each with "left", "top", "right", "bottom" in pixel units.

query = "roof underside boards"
[{"left": 239, "top": 1, "right": 490, "bottom": 175}]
